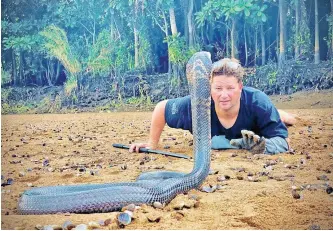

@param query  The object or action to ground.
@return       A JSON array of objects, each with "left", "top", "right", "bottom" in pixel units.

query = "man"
[{"left": 130, "top": 58, "right": 296, "bottom": 154}]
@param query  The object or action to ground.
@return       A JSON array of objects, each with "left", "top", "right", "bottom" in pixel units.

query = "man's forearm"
[{"left": 148, "top": 100, "right": 168, "bottom": 149}]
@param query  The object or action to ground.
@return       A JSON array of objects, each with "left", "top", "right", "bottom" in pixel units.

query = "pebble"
[
  {"left": 124, "top": 210, "right": 134, "bottom": 218},
  {"left": 153, "top": 201, "right": 164, "bottom": 209},
  {"left": 292, "top": 189, "right": 301, "bottom": 199},
  {"left": 209, "top": 169, "right": 219, "bottom": 175},
  {"left": 326, "top": 186, "right": 333, "bottom": 194},
  {"left": 117, "top": 212, "right": 132, "bottom": 226},
  {"left": 217, "top": 175, "right": 230, "bottom": 181},
  {"left": 104, "top": 218, "right": 112, "bottom": 226},
  {"left": 43, "top": 159, "right": 49, "bottom": 167},
  {"left": 19, "top": 172, "right": 25, "bottom": 177},
  {"left": 62, "top": 220, "right": 73, "bottom": 230},
  {"left": 73, "top": 224, "right": 87, "bottom": 230},
  {"left": 122, "top": 203, "right": 136, "bottom": 212},
  {"left": 146, "top": 213, "right": 162, "bottom": 222},
  {"left": 87, "top": 221, "right": 100, "bottom": 229},
  {"left": 308, "top": 224, "right": 321, "bottom": 230},
  {"left": 201, "top": 185, "right": 217, "bottom": 193},
  {"left": 317, "top": 175, "right": 329, "bottom": 181},
  {"left": 35, "top": 224, "right": 44, "bottom": 230},
  {"left": 188, "top": 194, "right": 200, "bottom": 201},
  {"left": 27, "top": 183, "right": 33, "bottom": 187},
  {"left": 120, "top": 164, "right": 127, "bottom": 170}
]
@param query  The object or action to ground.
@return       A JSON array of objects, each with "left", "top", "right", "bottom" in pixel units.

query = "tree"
[
  {"left": 278, "top": 0, "right": 287, "bottom": 67},
  {"left": 314, "top": 0, "right": 320, "bottom": 64}
]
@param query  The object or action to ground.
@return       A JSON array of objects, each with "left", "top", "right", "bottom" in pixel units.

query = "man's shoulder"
[{"left": 242, "top": 87, "right": 273, "bottom": 110}]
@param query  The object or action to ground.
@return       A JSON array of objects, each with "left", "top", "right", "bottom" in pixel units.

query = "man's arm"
[{"left": 129, "top": 100, "right": 168, "bottom": 153}]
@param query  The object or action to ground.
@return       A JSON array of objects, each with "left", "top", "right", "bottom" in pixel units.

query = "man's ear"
[{"left": 239, "top": 81, "right": 243, "bottom": 91}]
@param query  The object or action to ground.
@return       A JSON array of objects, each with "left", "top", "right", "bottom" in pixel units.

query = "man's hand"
[
  {"left": 230, "top": 130, "right": 266, "bottom": 154},
  {"left": 129, "top": 143, "right": 151, "bottom": 153}
]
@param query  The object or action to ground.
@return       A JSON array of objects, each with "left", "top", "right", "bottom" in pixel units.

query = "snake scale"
[{"left": 18, "top": 51, "right": 213, "bottom": 214}]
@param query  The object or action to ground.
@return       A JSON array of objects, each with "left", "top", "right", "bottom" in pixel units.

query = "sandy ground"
[{"left": 1, "top": 90, "right": 333, "bottom": 230}]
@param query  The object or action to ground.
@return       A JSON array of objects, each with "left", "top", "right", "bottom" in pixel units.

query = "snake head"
[{"left": 186, "top": 51, "right": 213, "bottom": 83}]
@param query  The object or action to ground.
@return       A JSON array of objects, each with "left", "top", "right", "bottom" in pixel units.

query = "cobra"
[{"left": 18, "top": 51, "right": 213, "bottom": 214}]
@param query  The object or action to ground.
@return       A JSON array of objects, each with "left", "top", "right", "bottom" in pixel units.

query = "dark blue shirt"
[{"left": 165, "top": 86, "right": 288, "bottom": 140}]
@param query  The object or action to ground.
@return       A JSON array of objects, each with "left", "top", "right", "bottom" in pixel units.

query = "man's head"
[
  {"left": 210, "top": 58, "right": 244, "bottom": 112},
  {"left": 211, "top": 58, "right": 244, "bottom": 82}
]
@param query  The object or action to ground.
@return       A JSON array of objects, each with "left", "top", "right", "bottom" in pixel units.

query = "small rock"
[
  {"left": 236, "top": 175, "right": 244, "bottom": 180},
  {"left": 19, "top": 172, "right": 25, "bottom": 177},
  {"left": 308, "top": 224, "right": 321, "bottom": 230},
  {"left": 201, "top": 185, "right": 217, "bottom": 193},
  {"left": 27, "top": 183, "right": 33, "bottom": 187},
  {"left": 35, "top": 224, "right": 43, "bottom": 230},
  {"left": 117, "top": 212, "right": 132, "bottom": 226},
  {"left": 163, "top": 145, "right": 170, "bottom": 149},
  {"left": 43, "top": 159, "right": 49, "bottom": 167},
  {"left": 120, "top": 164, "right": 127, "bottom": 170},
  {"left": 73, "top": 224, "right": 87, "bottom": 230},
  {"left": 88, "top": 221, "right": 100, "bottom": 229},
  {"left": 43, "top": 225, "right": 54, "bottom": 230},
  {"left": 326, "top": 186, "right": 333, "bottom": 194},
  {"left": 292, "top": 189, "right": 301, "bottom": 199},
  {"left": 104, "top": 218, "right": 112, "bottom": 226},
  {"left": 153, "top": 201, "right": 164, "bottom": 209},
  {"left": 317, "top": 175, "right": 329, "bottom": 181},
  {"left": 217, "top": 175, "right": 230, "bottom": 181},
  {"left": 146, "top": 213, "right": 162, "bottom": 222},
  {"left": 62, "top": 220, "right": 73, "bottom": 230},
  {"left": 188, "top": 194, "right": 200, "bottom": 201},
  {"left": 209, "top": 169, "right": 219, "bottom": 175},
  {"left": 230, "top": 153, "right": 238, "bottom": 157},
  {"left": 122, "top": 203, "right": 136, "bottom": 212}
]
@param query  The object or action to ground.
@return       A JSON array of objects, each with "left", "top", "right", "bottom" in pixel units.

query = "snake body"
[{"left": 18, "top": 52, "right": 212, "bottom": 214}]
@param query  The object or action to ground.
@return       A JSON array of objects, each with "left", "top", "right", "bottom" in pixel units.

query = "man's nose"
[{"left": 219, "top": 90, "right": 228, "bottom": 98}]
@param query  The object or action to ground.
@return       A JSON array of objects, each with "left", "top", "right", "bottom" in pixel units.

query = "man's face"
[{"left": 211, "top": 75, "right": 243, "bottom": 111}]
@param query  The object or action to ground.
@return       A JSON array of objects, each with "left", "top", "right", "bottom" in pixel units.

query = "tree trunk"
[
  {"left": 231, "top": 18, "right": 238, "bottom": 59},
  {"left": 314, "top": 0, "right": 320, "bottom": 64},
  {"left": 19, "top": 51, "right": 24, "bottom": 86},
  {"left": 331, "top": 0, "right": 333, "bottom": 58},
  {"left": 226, "top": 28, "right": 229, "bottom": 57},
  {"left": 187, "top": 0, "right": 194, "bottom": 47},
  {"left": 261, "top": 23, "right": 266, "bottom": 65},
  {"left": 169, "top": 7, "right": 178, "bottom": 36},
  {"left": 295, "top": 0, "right": 300, "bottom": 60},
  {"left": 12, "top": 49, "right": 17, "bottom": 86},
  {"left": 183, "top": 0, "right": 189, "bottom": 45},
  {"left": 244, "top": 23, "right": 248, "bottom": 66},
  {"left": 134, "top": 0, "right": 140, "bottom": 68},
  {"left": 255, "top": 28, "right": 258, "bottom": 66},
  {"left": 134, "top": 26, "right": 139, "bottom": 68},
  {"left": 279, "top": 0, "right": 286, "bottom": 67}
]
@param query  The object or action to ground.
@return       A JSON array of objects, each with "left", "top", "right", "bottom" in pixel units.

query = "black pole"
[{"left": 112, "top": 143, "right": 191, "bottom": 160}]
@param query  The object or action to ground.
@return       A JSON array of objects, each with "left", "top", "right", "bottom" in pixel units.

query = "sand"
[{"left": 1, "top": 90, "right": 333, "bottom": 230}]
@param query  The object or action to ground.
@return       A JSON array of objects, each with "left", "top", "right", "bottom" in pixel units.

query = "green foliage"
[
  {"left": 1, "top": 68, "right": 11, "bottom": 86},
  {"left": 164, "top": 35, "right": 197, "bottom": 65},
  {"left": 64, "top": 75, "right": 78, "bottom": 96},
  {"left": 1, "top": 102, "right": 32, "bottom": 114},
  {"left": 195, "top": 0, "right": 267, "bottom": 27},
  {"left": 40, "top": 25, "right": 81, "bottom": 75},
  {"left": 268, "top": 71, "right": 277, "bottom": 86}
]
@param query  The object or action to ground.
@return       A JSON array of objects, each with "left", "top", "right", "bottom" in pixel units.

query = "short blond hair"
[{"left": 211, "top": 58, "right": 244, "bottom": 82}]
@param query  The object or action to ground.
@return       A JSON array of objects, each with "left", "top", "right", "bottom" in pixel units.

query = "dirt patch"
[{"left": 1, "top": 90, "right": 333, "bottom": 230}]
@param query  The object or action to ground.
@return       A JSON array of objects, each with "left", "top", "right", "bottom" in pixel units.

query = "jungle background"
[{"left": 1, "top": 0, "right": 333, "bottom": 114}]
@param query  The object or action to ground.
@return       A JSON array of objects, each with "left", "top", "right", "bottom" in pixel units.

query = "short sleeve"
[
  {"left": 165, "top": 96, "right": 193, "bottom": 133},
  {"left": 253, "top": 91, "right": 288, "bottom": 139}
]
